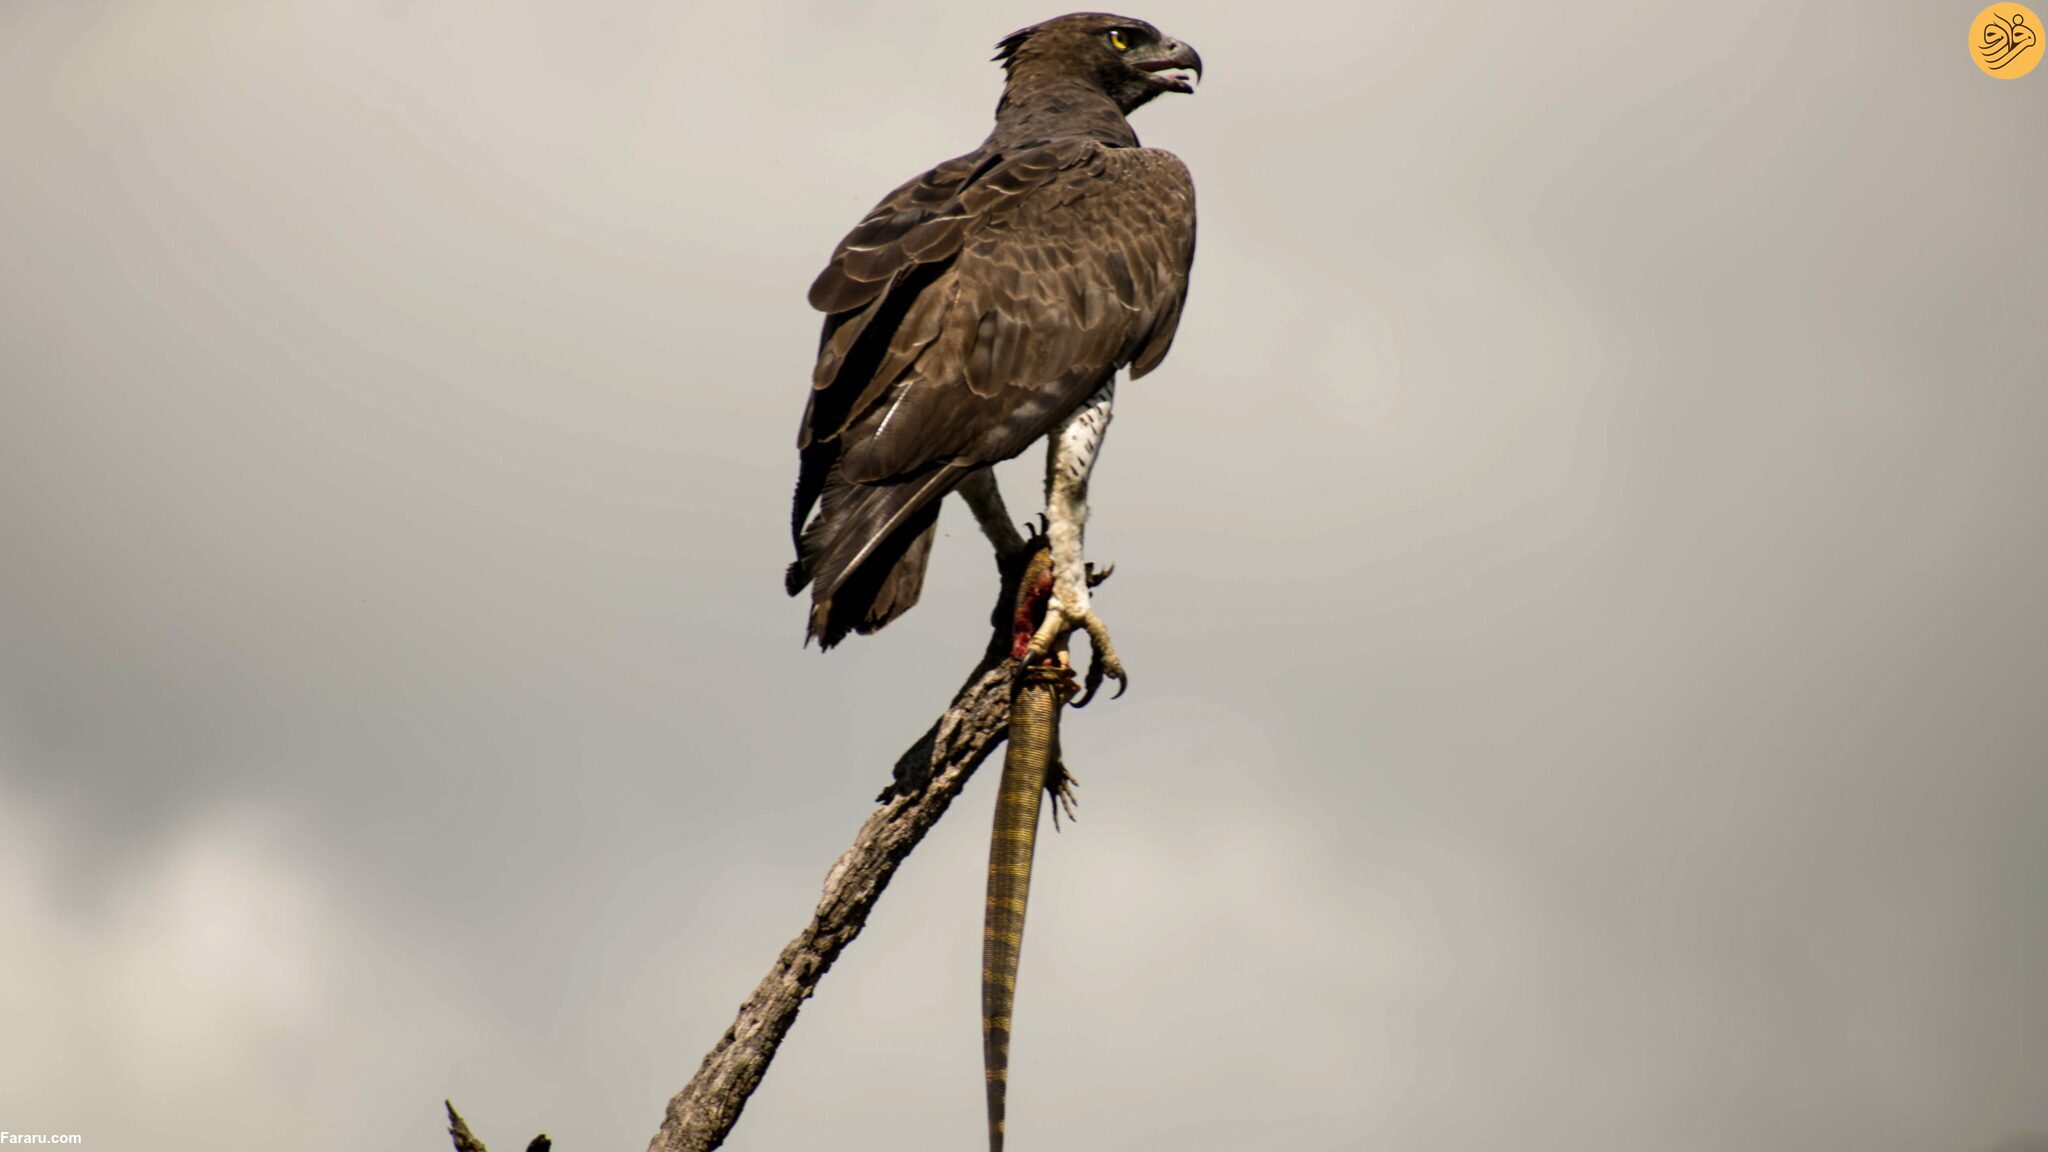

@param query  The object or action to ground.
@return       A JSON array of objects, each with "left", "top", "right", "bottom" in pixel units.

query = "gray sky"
[{"left": 4, "top": 1, "right": 2046, "bottom": 1149}]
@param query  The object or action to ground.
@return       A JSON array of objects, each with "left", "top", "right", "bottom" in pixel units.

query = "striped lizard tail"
[{"left": 983, "top": 638, "right": 1072, "bottom": 1150}]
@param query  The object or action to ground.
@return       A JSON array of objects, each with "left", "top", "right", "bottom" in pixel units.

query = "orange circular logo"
[{"left": 1972, "top": 3, "right": 2043, "bottom": 77}]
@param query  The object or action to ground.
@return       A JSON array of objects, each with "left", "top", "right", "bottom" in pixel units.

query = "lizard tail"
[{"left": 982, "top": 659, "right": 1064, "bottom": 1152}]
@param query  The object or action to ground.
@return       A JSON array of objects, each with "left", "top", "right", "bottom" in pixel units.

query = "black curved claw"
[
  {"left": 1074, "top": 653, "right": 1105, "bottom": 708},
  {"left": 1085, "top": 561, "right": 1115, "bottom": 588},
  {"left": 1072, "top": 647, "right": 1129, "bottom": 707}
]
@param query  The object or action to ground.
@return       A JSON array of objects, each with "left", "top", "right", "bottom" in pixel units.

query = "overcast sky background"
[{"left": 4, "top": 1, "right": 2046, "bottom": 1149}]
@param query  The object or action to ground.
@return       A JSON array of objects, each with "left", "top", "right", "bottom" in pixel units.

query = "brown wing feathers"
[{"left": 789, "top": 89, "right": 1195, "bottom": 648}]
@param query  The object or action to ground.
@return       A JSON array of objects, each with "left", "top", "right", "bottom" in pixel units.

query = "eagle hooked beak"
[{"left": 1133, "top": 38, "right": 1202, "bottom": 94}]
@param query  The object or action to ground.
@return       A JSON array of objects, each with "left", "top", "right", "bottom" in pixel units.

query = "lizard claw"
[{"left": 1047, "top": 760, "right": 1080, "bottom": 830}]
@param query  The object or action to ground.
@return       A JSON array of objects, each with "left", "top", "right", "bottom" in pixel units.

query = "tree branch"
[
  {"left": 446, "top": 1100, "right": 550, "bottom": 1152},
  {"left": 448, "top": 553, "right": 1039, "bottom": 1152},
  {"left": 645, "top": 652, "right": 1017, "bottom": 1152}
]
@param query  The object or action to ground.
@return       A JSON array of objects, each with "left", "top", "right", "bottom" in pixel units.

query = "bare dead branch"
[
  {"left": 445, "top": 1100, "right": 549, "bottom": 1152},
  {"left": 645, "top": 655, "right": 1017, "bottom": 1152},
  {"left": 644, "top": 551, "right": 1040, "bottom": 1152},
  {"left": 448, "top": 550, "right": 1041, "bottom": 1152}
]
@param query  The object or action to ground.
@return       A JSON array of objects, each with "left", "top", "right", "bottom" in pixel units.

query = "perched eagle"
[{"left": 786, "top": 12, "right": 1201, "bottom": 679}]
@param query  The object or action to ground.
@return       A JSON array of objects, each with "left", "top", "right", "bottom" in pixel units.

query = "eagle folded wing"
[
  {"left": 788, "top": 140, "right": 1194, "bottom": 646},
  {"left": 805, "top": 142, "right": 1194, "bottom": 483}
]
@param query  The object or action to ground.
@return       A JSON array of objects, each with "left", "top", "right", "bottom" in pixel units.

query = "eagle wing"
[{"left": 795, "top": 139, "right": 1194, "bottom": 548}]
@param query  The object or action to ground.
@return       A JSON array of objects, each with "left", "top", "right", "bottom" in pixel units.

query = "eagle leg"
[{"left": 1024, "top": 379, "right": 1126, "bottom": 705}]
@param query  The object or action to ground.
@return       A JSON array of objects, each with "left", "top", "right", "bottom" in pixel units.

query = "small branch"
[
  {"left": 446, "top": 1102, "right": 487, "bottom": 1152},
  {"left": 445, "top": 1100, "right": 549, "bottom": 1152}
]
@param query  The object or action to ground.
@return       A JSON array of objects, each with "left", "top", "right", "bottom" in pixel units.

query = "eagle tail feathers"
[{"left": 790, "top": 462, "right": 959, "bottom": 648}]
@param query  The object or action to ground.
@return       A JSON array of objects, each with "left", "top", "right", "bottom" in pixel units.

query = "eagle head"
[{"left": 994, "top": 13, "right": 1203, "bottom": 114}]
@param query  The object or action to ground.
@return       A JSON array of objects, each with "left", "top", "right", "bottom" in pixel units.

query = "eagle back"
[{"left": 800, "top": 139, "right": 1195, "bottom": 484}]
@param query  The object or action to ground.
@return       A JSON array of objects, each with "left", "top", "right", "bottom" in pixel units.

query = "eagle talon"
[
  {"left": 1079, "top": 614, "right": 1127, "bottom": 703},
  {"left": 1085, "top": 561, "right": 1115, "bottom": 589},
  {"left": 1026, "top": 604, "right": 1128, "bottom": 706}
]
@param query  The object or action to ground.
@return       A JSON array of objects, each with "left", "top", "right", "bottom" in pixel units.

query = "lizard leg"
[
  {"left": 1047, "top": 746, "right": 1081, "bottom": 829},
  {"left": 1025, "top": 378, "right": 1127, "bottom": 704},
  {"left": 1039, "top": 650, "right": 1083, "bottom": 829}
]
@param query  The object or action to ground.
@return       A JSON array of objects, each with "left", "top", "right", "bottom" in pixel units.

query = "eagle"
[{"left": 786, "top": 12, "right": 1200, "bottom": 684}]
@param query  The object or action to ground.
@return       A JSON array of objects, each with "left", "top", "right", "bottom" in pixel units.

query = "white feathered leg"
[{"left": 1027, "top": 378, "right": 1126, "bottom": 699}]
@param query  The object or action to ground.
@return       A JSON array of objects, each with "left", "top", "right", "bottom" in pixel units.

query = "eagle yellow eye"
[{"left": 1107, "top": 29, "right": 1129, "bottom": 51}]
